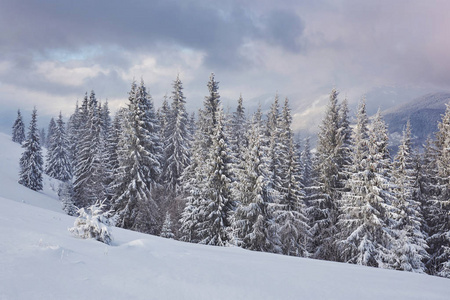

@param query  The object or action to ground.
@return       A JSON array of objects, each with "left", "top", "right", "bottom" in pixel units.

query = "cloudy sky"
[{"left": 1, "top": 0, "right": 449, "bottom": 133}]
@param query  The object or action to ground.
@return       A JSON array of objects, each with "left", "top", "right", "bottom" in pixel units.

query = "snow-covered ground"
[{"left": 1, "top": 132, "right": 449, "bottom": 300}]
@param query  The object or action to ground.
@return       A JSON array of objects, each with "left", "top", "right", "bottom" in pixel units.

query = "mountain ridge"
[{"left": 382, "top": 92, "right": 450, "bottom": 151}]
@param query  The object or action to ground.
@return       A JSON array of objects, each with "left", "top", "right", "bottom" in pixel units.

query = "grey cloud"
[
  {"left": 262, "top": 10, "right": 305, "bottom": 52},
  {"left": 83, "top": 69, "right": 130, "bottom": 100},
  {"left": 0, "top": 0, "right": 306, "bottom": 69}
]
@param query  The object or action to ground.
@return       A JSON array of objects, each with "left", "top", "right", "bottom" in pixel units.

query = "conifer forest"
[{"left": 13, "top": 73, "right": 450, "bottom": 279}]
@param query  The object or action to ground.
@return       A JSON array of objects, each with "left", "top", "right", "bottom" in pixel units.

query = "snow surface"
[{"left": 1, "top": 132, "right": 449, "bottom": 300}]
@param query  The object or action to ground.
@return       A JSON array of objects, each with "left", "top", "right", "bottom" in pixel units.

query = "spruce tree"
[
  {"left": 180, "top": 74, "right": 221, "bottom": 244},
  {"left": 162, "top": 75, "right": 191, "bottom": 191},
  {"left": 39, "top": 128, "right": 46, "bottom": 149},
  {"left": 198, "top": 73, "right": 221, "bottom": 152},
  {"left": 309, "top": 89, "right": 343, "bottom": 261},
  {"left": 59, "top": 181, "right": 77, "bottom": 216},
  {"left": 265, "top": 95, "right": 284, "bottom": 196},
  {"left": 45, "top": 112, "right": 72, "bottom": 181},
  {"left": 66, "top": 102, "right": 81, "bottom": 170},
  {"left": 19, "top": 108, "right": 43, "bottom": 191},
  {"left": 391, "top": 120, "right": 428, "bottom": 273},
  {"left": 337, "top": 101, "right": 396, "bottom": 267},
  {"left": 136, "top": 79, "right": 163, "bottom": 188},
  {"left": 420, "top": 137, "right": 441, "bottom": 274},
  {"left": 103, "top": 109, "right": 123, "bottom": 207},
  {"left": 110, "top": 81, "right": 160, "bottom": 233},
  {"left": 229, "top": 94, "right": 248, "bottom": 163},
  {"left": 273, "top": 98, "right": 310, "bottom": 256},
  {"left": 12, "top": 109, "right": 26, "bottom": 144},
  {"left": 99, "top": 100, "right": 111, "bottom": 140},
  {"left": 46, "top": 118, "right": 56, "bottom": 149},
  {"left": 232, "top": 109, "right": 280, "bottom": 253},
  {"left": 196, "top": 108, "right": 235, "bottom": 246},
  {"left": 72, "top": 91, "right": 103, "bottom": 208},
  {"left": 179, "top": 128, "right": 206, "bottom": 243},
  {"left": 300, "top": 136, "right": 313, "bottom": 194},
  {"left": 158, "top": 95, "right": 171, "bottom": 172},
  {"left": 337, "top": 98, "right": 352, "bottom": 188},
  {"left": 160, "top": 212, "right": 175, "bottom": 239},
  {"left": 426, "top": 104, "right": 450, "bottom": 278}
]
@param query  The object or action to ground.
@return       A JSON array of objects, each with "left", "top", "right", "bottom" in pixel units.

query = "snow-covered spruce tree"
[
  {"left": 232, "top": 109, "right": 280, "bottom": 253},
  {"left": 39, "top": 128, "right": 46, "bottom": 149},
  {"left": 46, "top": 117, "right": 56, "bottom": 149},
  {"left": 69, "top": 200, "right": 113, "bottom": 245},
  {"left": 337, "top": 98, "right": 353, "bottom": 185},
  {"left": 272, "top": 98, "right": 310, "bottom": 257},
  {"left": 162, "top": 75, "right": 191, "bottom": 192},
  {"left": 103, "top": 109, "right": 124, "bottom": 207},
  {"left": 188, "top": 112, "right": 196, "bottom": 140},
  {"left": 196, "top": 107, "right": 235, "bottom": 246},
  {"left": 420, "top": 137, "right": 441, "bottom": 273},
  {"left": 337, "top": 101, "right": 396, "bottom": 268},
  {"left": 391, "top": 120, "right": 428, "bottom": 273},
  {"left": 96, "top": 101, "right": 114, "bottom": 207},
  {"left": 179, "top": 74, "right": 221, "bottom": 243},
  {"left": 45, "top": 112, "right": 72, "bottom": 182},
  {"left": 198, "top": 73, "right": 221, "bottom": 152},
  {"left": 19, "top": 107, "right": 43, "bottom": 191},
  {"left": 160, "top": 212, "right": 175, "bottom": 239},
  {"left": 229, "top": 94, "right": 248, "bottom": 164},
  {"left": 12, "top": 109, "right": 26, "bottom": 144},
  {"left": 110, "top": 81, "right": 160, "bottom": 234},
  {"left": 72, "top": 91, "right": 104, "bottom": 208},
  {"left": 99, "top": 100, "right": 111, "bottom": 141},
  {"left": 309, "top": 89, "right": 345, "bottom": 261},
  {"left": 138, "top": 79, "right": 163, "bottom": 183},
  {"left": 59, "top": 181, "right": 78, "bottom": 216},
  {"left": 66, "top": 102, "right": 81, "bottom": 170},
  {"left": 300, "top": 136, "right": 313, "bottom": 193},
  {"left": 157, "top": 94, "right": 170, "bottom": 134},
  {"left": 265, "top": 95, "right": 284, "bottom": 198},
  {"left": 157, "top": 95, "right": 171, "bottom": 168},
  {"left": 179, "top": 126, "right": 206, "bottom": 243},
  {"left": 425, "top": 104, "right": 450, "bottom": 278}
]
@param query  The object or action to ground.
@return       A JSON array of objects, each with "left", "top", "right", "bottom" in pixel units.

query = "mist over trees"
[{"left": 14, "top": 74, "right": 450, "bottom": 279}]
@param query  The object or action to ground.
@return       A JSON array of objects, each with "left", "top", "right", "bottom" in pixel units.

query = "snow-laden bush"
[{"left": 69, "top": 200, "right": 113, "bottom": 245}]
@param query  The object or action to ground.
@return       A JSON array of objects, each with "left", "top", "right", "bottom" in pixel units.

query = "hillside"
[
  {"left": 382, "top": 92, "right": 450, "bottom": 151},
  {"left": 1, "top": 133, "right": 450, "bottom": 300}
]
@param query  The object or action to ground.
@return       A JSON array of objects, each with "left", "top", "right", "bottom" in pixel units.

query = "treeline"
[{"left": 12, "top": 74, "right": 450, "bottom": 278}]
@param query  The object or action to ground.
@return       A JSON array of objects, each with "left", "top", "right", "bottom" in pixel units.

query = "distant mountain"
[{"left": 382, "top": 92, "right": 450, "bottom": 152}]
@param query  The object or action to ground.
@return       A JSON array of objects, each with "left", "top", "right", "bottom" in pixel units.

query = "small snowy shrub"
[{"left": 69, "top": 200, "right": 113, "bottom": 245}]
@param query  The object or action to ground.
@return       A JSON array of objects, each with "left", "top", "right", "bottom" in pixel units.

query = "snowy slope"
[
  {"left": 1, "top": 133, "right": 449, "bottom": 300},
  {"left": 0, "top": 132, "right": 62, "bottom": 212}
]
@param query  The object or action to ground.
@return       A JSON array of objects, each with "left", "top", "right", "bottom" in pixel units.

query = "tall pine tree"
[
  {"left": 45, "top": 112, "right": 72, "bottom": 182},
  {"left": 337, "top": 101, "right": 396, "bottom": 267},
  {"left": 12, "top": 109, "right": 26, "bottom": 144},
  {"left": 110, "top": 81, "right": 160, "bottom": 233},
  {"left": 310, "top": 89, "right": 345, "bottom": 261},
  {"left": 162, "top": 75, "right": 191, "bottom": 191},
  {"left": 196, "top": 108, "right": 235, "bottom": 246},
  {"left": 232, "top": 109, "right": 280, "bottom": 253},
  {"left": 272, "top": 98, "right": 310, "bottom": 256},
  {"left": 426, "top": 104, "right": 450, "bottom": 278},
  {"left": 72, "top": 91, "right": 103, "bottom": 208},
  {"left": 19, "top": 108, "right": 43, "bottom": 191},
  {"left": 391, "top": 120, "right": 428, "bottom": 273}
]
